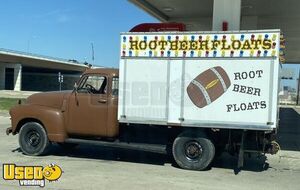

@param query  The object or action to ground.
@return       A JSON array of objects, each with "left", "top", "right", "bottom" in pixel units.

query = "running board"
[{"left": 65, "top": 138, "right": 167, "bottom": 154}]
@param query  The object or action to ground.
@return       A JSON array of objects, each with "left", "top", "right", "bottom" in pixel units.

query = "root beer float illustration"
[{"left": 187, "top": 66, "right": 231, "bottom": 108}]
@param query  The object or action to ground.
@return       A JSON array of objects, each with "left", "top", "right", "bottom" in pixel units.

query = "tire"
[
  {"left": 172, "top": 131, "right": 215, "bottom": 171},
  {"left": 19, "top": 122, "right": 50, "bottom": 156}
]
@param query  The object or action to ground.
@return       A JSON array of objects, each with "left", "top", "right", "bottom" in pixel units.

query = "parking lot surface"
[{"left": 0, "top": 107, "right": 300, "bottom": 190}]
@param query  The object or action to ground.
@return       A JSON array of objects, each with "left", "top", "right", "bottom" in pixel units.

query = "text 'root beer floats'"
[{"left": 121, "top": 33, "right": 280, "bottom": 58}]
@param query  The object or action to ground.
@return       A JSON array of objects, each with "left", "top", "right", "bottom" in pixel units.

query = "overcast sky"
[{"left": 0, "top": 0, "right": 157, "bottom": 68}]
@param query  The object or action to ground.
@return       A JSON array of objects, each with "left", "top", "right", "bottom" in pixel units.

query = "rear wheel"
[
  {"left": 172, "top": 131, "right": 215, "bottom": 170},
  {"left": 19, "top": 122, "right": 50, "bottom": 156}
]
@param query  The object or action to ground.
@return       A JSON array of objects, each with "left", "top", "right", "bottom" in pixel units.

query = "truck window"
[
  {"left": 112, "top": 77, "right": 119, "bottom": 96},
  {"left": 78, "top": 75, "right": 107, "bottom": 94}
]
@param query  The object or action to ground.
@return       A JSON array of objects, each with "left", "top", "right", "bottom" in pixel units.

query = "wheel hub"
[
  {"left": 185, "top": 141, "right": 203, "bottom": 161},
  {"left": 26, "top": 131, "right": 40, "bottom": 147}
]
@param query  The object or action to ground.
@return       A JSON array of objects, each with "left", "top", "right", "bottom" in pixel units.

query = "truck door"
[{"left": 67, "top": 74, "right": 108, "bottom": 136}]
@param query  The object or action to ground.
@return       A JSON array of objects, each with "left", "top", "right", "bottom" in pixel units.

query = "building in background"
[{"left": 0, "top": 48, "right": 87, "bottom": 91}]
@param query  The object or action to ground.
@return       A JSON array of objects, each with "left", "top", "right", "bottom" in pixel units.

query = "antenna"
[{"left": 91, "top": 43, "right": 94, "bottom": 64}]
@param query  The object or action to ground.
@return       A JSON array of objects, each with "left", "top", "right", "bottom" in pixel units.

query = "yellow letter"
[
  {"left": 3, "top": 164, "right": 15, "bottom": 180},
  {"left": 25, "top": 167, "right": 34, "bottom": 180},
  {"left": 15, "top": 166, "right": 24, "bottom": 180},
  {"left": 34, "top": 167, "right": 44, "bottom": 180}
]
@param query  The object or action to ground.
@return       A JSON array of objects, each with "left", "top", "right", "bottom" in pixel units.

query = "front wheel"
[
  {"left": 172, "top": 131, "right": 215, "bottom": 171},
  {"left": 19, "top": 122, "right": 50, "bottom": 156}
]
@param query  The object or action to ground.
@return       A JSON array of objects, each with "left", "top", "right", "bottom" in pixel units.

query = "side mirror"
[{"left": 73, "top": 82, "right": 78, "bottom": 92}]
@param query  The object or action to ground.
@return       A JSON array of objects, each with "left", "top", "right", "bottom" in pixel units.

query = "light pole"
[
  {"left": 91, "top": 43, "right": 95, "bottom": 65},
  {"left": 58, "top": 72, "right": 63, "bottom": 91}
]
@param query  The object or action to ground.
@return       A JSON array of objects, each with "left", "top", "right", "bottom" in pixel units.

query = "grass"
[{"left": 0, "top": 98, "right": 25, "bottom": 111}]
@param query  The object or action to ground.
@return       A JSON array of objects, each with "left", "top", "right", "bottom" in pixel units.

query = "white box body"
[{"left": 118, "top": 30, "right": 281, "bottom": 131}]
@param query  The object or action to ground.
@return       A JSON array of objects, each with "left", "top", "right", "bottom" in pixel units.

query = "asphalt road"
[{"left": 0, "top": 107, "right": 300, "bottom": 190}]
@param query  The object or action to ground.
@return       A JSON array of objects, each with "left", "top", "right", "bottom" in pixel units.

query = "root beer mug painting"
[{"left": 187, "top": 66, "right": 231, "bottom": 108}]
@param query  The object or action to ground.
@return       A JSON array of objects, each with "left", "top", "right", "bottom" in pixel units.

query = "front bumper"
[{"left": 6, "top": 127, "right": 12, "bottom": 135}]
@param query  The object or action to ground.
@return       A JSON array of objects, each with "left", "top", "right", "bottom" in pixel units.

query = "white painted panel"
[
  {"left": 117, "top": 59, "right": 125, "bottom": 119},
  {"left": 168, "top": 60, "right": 183, "bottom": 123},
  {"left": 119, "top": 59, "right": 168, "bottom": 121}
]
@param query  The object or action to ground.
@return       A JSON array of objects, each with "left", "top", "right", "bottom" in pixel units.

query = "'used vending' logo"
[{"left": 3, "top": 163, "right": 62, "bottom": 187}]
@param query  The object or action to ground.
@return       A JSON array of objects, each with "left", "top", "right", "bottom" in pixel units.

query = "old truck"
[{"left": 7, "top": 29, "right": 283, "bottom": 171}]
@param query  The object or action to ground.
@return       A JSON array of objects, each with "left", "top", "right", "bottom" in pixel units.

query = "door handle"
[{"left": 98, "top": 99, "right": 107, "bottom": 103}]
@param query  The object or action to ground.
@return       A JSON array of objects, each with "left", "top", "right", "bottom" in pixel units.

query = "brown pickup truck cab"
[{"left": 7, "top": 68, "right": 122, "bottom": 153}]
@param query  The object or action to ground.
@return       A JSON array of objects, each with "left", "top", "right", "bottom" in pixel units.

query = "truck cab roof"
[{"left": 83, "top": 68, "right": 119, "bottom": 77}]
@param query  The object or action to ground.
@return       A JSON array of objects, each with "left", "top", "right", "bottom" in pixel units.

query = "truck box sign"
[
  {"left": 120, "top": 31, "right": 280, "bottom": 58},
  {"left": 118, "top": 30, "right": 281, "bottom": 130}
]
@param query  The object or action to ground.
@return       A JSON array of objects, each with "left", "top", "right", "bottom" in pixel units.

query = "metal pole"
[
  {"left": 91, "top": 43, "right": 95, "bottom": 64},
  {"left": 58, "top": 72, "right": 61, "bottom": 91},
  {"left": 296, "top": 69, "right": 300, "bottom": 105}
]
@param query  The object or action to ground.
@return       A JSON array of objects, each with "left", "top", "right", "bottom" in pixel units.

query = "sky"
[{"left": 0, "top": 0, "right": 157, "bottom": 68}]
